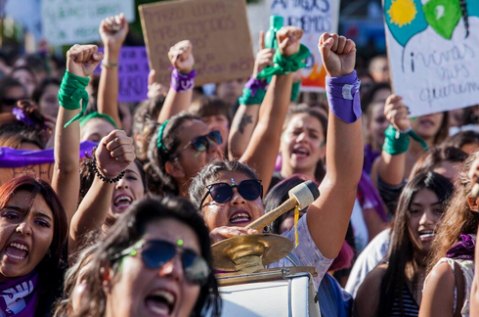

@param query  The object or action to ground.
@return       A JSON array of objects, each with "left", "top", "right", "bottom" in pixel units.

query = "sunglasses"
[
  {"left": 201, "top": 179, "right": 263, "bottom": 207},
  {"left": 184, "top": 130, "right": 222, "bottom": 152},
  {"left": 115, "top": 239, "right": 210, "bottom": 286},
  {"left": 1, "top": 98, "right": 20, "bottom": 106}
]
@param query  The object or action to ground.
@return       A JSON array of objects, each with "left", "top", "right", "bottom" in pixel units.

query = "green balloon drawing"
[{"left": 423, "top": 0, "right": 461, "bottom": 39}]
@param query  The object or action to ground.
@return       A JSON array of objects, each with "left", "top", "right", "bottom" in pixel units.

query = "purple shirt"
[{"left": 0, "top": 270, "right": 38, "bottom": 317}]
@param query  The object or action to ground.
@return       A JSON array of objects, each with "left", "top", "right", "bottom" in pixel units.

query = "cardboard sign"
[
  {"left": 139, "top": 0, "right": 254, "bottom": 87},
  {"left": 94, "top": 47, "right": 150, "bottom": 103},
  {"left": 270, "top": 0, "right": 340, "bottom": 92},
  {"left": 384, "top": 0, "right": 479, "bottom": 117},
  {"left": 42, "top": 0, "right": 135, "bottom": 45}
]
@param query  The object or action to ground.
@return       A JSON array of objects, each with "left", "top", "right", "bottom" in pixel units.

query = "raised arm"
[
  {"left": 240, "top": 27, "right": 304, "bottom": 192},
  {"left": 52, "top": 45, "right": 103, "bottom": 225},
  {"left": 97, "top": 13, "right": 129, "bottom": 129},
  {"left": 371, "top": 95, "right": 410, "bottom": 187},
  {"left": 229, "top": 32, "right": 274, "bottom": 159},
  {"left": 469, "top": 156, "right": 479, "bottom": 316},
  {"left": 157, "top": 41, "right": 195, "bottom": 123},
  {"left": 69, "top": 129, "right": 135, "bottom": 255},
  {"left": 307, "top": 33, "right": 363, "bottom": 259}
]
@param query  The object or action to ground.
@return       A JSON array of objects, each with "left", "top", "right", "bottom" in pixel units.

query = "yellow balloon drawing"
[{"left": 388, "top": 0, "right": 417, "bottom": 27}]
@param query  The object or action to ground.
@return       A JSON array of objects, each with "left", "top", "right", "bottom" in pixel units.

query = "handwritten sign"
[
  {"left": 139, "top": 0, "right": 254, "bottom": 87},
  {"left": 384, "top": 0, "right": 479, "bottom": 117},
  {"left": 94, "top": 47, "right": 150, "bottom": 103},
  {"left": 270, "top": 0, "right": 340, "bottom": 92},
  {"left": 41, "top": 0, "right": 135, "bottom": 45}
]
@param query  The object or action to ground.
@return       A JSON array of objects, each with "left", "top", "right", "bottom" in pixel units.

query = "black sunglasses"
[
  {"left": 1, "top": 98, "right": 20, "bottom": 106},
  {"left": 115, "top": 239, "right": 210, "bottom": 286},
  {"left": 184, "top": 130, "right": 222, "bottom": 152},
  {"left": 201, "top": 179, "right": 263, "bottom": 207}
]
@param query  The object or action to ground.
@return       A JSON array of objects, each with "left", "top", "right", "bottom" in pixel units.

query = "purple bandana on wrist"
[
  {"left": 12, "top": 108, "right": 37, "bottom": 128},
  {"left": 326, "top": 70, "right": 362, "bottom": 123},
  {"left": 245, "top": 76, "right": 268, "bottom": 97},
  {"left": 446, "top": 234, "right": 476, "bottom": 260},
  {"left": 170, "top": 69, "right": 196, "bottom": 92}
]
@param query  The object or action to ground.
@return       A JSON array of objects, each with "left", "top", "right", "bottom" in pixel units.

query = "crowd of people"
[{"left": 1, "top": 10, "right": 479, "bottom": 317}]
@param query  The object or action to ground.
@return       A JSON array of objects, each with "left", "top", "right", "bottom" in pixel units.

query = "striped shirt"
[{"left": 390, "top": 286, "right": 420, "bottom": 316}]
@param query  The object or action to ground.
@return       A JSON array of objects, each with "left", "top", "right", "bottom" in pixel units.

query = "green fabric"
[
  {"left": 238, "top": 87, "right": 267, "bottom": 106},
  {"left": 291, "top": 81, "right": 301, "bottom": 102},
  {"left": 79, "top": 111, "right": 117, "bottom": 129},
  {"left": 408, "top": 129, "right": 430, "bottom": 152},
  {"left": 257, "top": 44, "right": 310, "bottom": 79},
  {"left": 157, "top": 120, "right": 170, "bottom": 151},
  {"left": 382, "top": 125, "right": 410, "bottom": 155},
  {"left": 58, "top": 71, "right": 90, "bottom": 127}
]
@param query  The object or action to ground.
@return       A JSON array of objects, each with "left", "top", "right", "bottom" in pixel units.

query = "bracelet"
[
  {"left": 90, "top": 150, "right": 125, "bottom": 183},
  {"left": 101, "top": 61, "right": 119, "bottom": 68},
  {"left": 238, "top": 76, "right": 268, "bottom": 105},
  {"left": 170, "top": 69, "right": 196, "bottom": 92},
  {"left": 326, "top": 70, "right": 362, "bottom": 123}
]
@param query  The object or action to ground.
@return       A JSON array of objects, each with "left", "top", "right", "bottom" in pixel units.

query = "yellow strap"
[{"left": 294, "top": 204, "right": 299, "bottom": 248}]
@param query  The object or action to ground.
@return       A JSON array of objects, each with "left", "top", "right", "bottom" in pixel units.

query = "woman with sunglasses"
[
  {"left": 71, "top": 196, "right": 221, "bottom": 317},
  {"left": 189, "top": 33, "right": 363, "bottom": 289},
  {"left": 148, "top": 27, "right": 306, "bottom": 197}
]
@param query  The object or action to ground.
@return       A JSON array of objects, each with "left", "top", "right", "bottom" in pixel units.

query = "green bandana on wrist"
[
  {"left": 238, "top": 87, "right": 267, "bottom": 106},
  {"left": 383, "top": 125, "right": 429, "bottom": 155},
  {"left": 58, "top": 71, "right": 90, "bottom": 128},
  {"left": 291, "top": 81, "right": 301, "bottom": 102},
  {"left": 257, "top": 44, "right": 310, "bottom": 79},
  {"left": 79, "top": 111, "right": 117, "bottom": 129}
]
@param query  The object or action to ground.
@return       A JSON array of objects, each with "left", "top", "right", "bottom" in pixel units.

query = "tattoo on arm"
[{"left": 238, "top": 114, "right": 253, "bottom": 134}]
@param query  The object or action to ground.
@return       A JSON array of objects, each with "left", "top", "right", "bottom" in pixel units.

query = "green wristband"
[
  {"left": 291, "top": 81, "right": 301, "bottom": 102},
  {"left": 382, "top": 125, "right": 410, "bottom": 155},
  {"left": 257, "top": 44, "right": 310, "bottom": 79},
  {"left": 238, "top": 87, "right": 267, "bottom": 106},
  {"left": 58, "top": 71, "right": 89, "bottom": 128}
]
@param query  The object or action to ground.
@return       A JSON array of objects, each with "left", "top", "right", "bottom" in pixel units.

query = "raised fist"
[
  {"left": 276, "top": 27, "right": 303, "bottom": 57},
  {"left": 66, "top": 45, "right": 103, "bottom": 78},
  {"left": 384, "top": 95, "right": 411, "bottom": 132},
  {"left": 99, "top": 13, "right": 129, "bottom": 52},
  {"left": 168, "top": 40, "right": 194, "bottom": 74},
  {"left": 318, "top": 33, "right": 356, "bottom": 78},
  {"left": 95, "top": 130, "right": 136, "bottom": 179}
]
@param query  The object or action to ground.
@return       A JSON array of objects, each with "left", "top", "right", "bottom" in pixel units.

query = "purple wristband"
[
  {"left": 170, "top": 69, "right": 196, "bottom": 92},
  {"left": 244, "top": 76, "right": 268, "bottom": 97},
  {"left": 326, "top": 70, "right": 362, "bottom": 123}
]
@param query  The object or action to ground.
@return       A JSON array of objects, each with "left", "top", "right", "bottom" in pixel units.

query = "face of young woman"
[
  {"left": 1, "top": 86, "right": 27, "bottom": 114},
  {"left": 105, "top": 219, "right": 201, "bottom": 317},
  {"left": 171, "top": 120, "right": 223, "bottom": 181},
  {"left": 39, "top": 84, "right": 60, "bottom": 118},
  {"left": 0, "top": 190, "right": 54, "bottom": 279},
  {"left": 200, "top": 114, "right": 229, "bottom": 153},
  {"left": 80, "top": 118, "right": 116, "bottom": 142},
  {"left": 201, "top": 171, "right": 264, "bottom": 230},
  {"left": 407, "top": 188, "right": 443, "bottom": 255},
  {"left": 367, "top": 101, "right": 389, "bottom": 151},
  {"left": 109, "top": 161, "right": 145, "bottom": 217},
  {"left": 280, "top": 113, "right": 326, "bottom": 175},
  {"left": 12, "top": 70, "right": 36, "bottom": 97},
  {"left": 410, "top": 112, "right": 444, "bottom": 141}
]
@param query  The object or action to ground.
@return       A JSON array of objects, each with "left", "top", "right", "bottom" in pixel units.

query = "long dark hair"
[
  {"left": 74, "top": 196, "right": 221, "bottom": 317},
  {"left": 0, "top": 176, "right": 67, "bottom": 291},
  {"left": 146, "top": 111, "right": 199, "bottom": 195},
  {"left": 377, "top": 172, "right": 453, "bottom": 316}
]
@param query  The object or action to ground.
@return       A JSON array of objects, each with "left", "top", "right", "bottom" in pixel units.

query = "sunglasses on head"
[
  {"left": 184, "top": 130, "right": 222, "bottom": 152},
  {"left": 115, "top": 239, "right": 210, "bottom": 286},
  {"left": 201, "top": 179, "right": 263, "bottom": 207}
]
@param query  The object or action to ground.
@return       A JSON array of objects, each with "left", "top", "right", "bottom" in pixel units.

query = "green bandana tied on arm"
[
  {"left": 58, "top": 71, "right": 90, "bottom": 128},
  {"left": 257, "top": 44, "right": 310, "bottom": 79},
  {"left": 383, "top": 124, "right": 429, "bottom": 155}
]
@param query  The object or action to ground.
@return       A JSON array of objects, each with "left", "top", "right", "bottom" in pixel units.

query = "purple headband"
[{"left": 12, "top": 108, "right": 37, "bottom": 127}]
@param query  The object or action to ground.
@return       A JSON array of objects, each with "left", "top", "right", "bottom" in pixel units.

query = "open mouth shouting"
[
  {"left": 145, "top": 288, "right": 177, "bottom": 317},
  {"left": 113, "top": 194, "right": 133, "bottom": 213},
  {"left": 4, "top": 241, "right": 29, "bottom": 262},
  {"left": 292, "top": 146, "right": 310, "bottom": 160},
  {"left": 229, "top": 210, "right": 252, "bottom": 225}
]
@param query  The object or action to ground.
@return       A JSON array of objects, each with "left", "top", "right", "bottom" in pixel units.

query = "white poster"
[
  {"left": 42, "top": 0, "right": 135, "bottom": 45},
  {"left": 384, "top": 0, "right": 479, "bottom": 117},
  {"left": 270, "top": 0, "right": 340, "bottom": 92}
]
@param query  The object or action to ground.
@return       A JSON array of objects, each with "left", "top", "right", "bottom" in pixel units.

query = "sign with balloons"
[{"left": 384, "top": 0, "right": 479, "bottom": 117}]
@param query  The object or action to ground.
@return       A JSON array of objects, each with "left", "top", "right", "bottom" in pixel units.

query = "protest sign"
[
  {"left": 0, "top": 142, "right": 96, "bottom": 186},
  {"left": 94, "top": 47, "right": 150, "bottom": 103},
  {"left": 270, "top": 0, "right": 341, "bottom": 92},
  {"left": 139, "top": 0, "right": 254, "bottom": 87},
  {"left": 384, "top": 0, "right": 479, "bottom": 117},
  {"left": 42, "top": 0, "right": 135, "bottom": 45}
]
